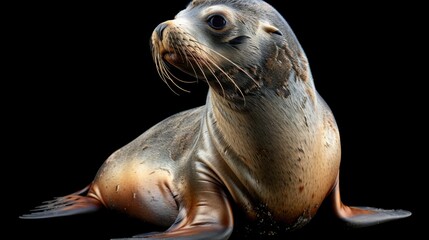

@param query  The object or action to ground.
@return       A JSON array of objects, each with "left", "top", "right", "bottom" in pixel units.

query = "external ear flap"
[{"left": 262, "top": 22, "right": 283, "bottom": 36}]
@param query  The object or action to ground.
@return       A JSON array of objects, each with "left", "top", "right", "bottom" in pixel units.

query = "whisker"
[
  {"left": 198, "top": 55, "right": 227, "bottom": 98},
  {"left": 210, "top": 48, "right": 259, "bottom": 88},
  {"left": 207, "top": 55, "right": 245, "bottom": 101},
  {"left": 189, "top": 49, "right": 226, "bottom": 98},
  {"left": 189, "top": 37, "right": 260, "bottom": 88},
  {"left": 172, "top": 42, "right": 198, "bottom": 84},
  {"left": 161, "top": 63, "right": 191, "bottom": 93},
  {"left": 152, "top": 29, "right": 256, "bottom": 101},
  {"left": 155, "top": 56, "right": 169, "bottom": 84},
  {"left": 155, "top": 49, "right": 188, "bottom": 95},
  {"left": 186, "top": 48, "right": 209, "bottom": 84},
  {"left": 152, "top": 46, "right": 179, "bottom": 95},
  {"left": 152, "top": 34, "right": 195, "bottom": 94},
  {"left": 158, "top": 60, "right": 181, "bottom": 95}
]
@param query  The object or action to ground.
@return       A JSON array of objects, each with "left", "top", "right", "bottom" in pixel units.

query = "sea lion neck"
[{"left": 207, "top": 76, "right": 318, "bottom": 161}]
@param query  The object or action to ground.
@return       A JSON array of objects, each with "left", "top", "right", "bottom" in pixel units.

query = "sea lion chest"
[{"left": 206, "top": 90, "right": 341, "bottom": 227}]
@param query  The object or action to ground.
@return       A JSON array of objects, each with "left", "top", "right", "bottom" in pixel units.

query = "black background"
[{"left": 5, "top": 0, "right": 424, "bottom": 239}]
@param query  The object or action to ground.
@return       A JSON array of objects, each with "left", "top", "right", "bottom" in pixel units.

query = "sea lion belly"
[{"left": 90, "top": 107, "right": 205, "bottom": 226}]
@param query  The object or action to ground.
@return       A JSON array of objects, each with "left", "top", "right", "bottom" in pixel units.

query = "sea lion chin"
[{"left": 20, "top": 0, "right": 411, "bottom": 239}]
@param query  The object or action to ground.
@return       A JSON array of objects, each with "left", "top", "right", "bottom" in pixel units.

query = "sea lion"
[{"left": 20, "top": 0, "right": 411, "bottom": 239}]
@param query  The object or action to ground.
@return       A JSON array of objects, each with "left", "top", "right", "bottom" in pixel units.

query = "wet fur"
[{"left": 21, "top": 1, "right": 411, "bottom": 239}]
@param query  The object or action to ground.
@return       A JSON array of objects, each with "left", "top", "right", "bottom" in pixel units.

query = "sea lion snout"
[
  {"left": 155, "top": 22, "right": 169, "bottom": 41},
  {"left": 151, "top": 21, "right": 173, "bottom": 54}
]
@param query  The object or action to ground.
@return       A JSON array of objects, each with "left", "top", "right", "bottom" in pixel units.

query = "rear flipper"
[
  {"left": 20, "top": 184, "right": 102, "bottom": 219},
  {"left": 329, "top": 176, "right": 412, "bottom": 227}
]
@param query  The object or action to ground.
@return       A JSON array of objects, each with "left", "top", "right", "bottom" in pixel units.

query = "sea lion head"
[{"left": 151, "top": 0, "right": 310, "bottom": 100}]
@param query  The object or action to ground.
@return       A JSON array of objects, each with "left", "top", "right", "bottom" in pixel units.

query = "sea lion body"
[
  {"left": 21, "top": 0, "right": 411, "bottom": 239},
  {"left": 90, "top": 89, "right": 338, "bottom": 228}
]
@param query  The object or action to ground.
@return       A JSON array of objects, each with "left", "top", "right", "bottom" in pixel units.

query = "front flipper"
[
  {"left": 115, "top": 167, "right": 234, "bottom": 240},
  {"left": 329, "top": 176, "right": 412, "bottom": 227},
  {"left": 125, "top": 225, "right": 232, "bottom": 240}
]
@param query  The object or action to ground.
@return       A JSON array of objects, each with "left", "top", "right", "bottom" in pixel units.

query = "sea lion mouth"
[
  {"left": 160, "top": 49, "right": 206, "bottom": 80},
  {"left": 163, "top": 52, "right": 177, "bottom": 63},
  {"left": 160, "top": 49, "right": 190, "bottom": 72},
  {"left": 154, "top": 40, "right": 178, "bottom": 66},
  {"left": 162, "top": 51, "right": 181, "bottom": 67}
]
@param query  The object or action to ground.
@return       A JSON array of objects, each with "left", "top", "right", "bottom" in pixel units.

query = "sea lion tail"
[{"left": 19, "top": 184, "right": 102, "bottom": 219}]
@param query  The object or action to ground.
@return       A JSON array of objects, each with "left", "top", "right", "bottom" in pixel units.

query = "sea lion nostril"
[{"left": 156, "top": 22, "right": 169, "bottom": 41}]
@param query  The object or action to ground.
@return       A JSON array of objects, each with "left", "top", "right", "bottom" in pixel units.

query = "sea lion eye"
[{"left": 207, "top": 15, "right": 227, "bottom": 30}]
